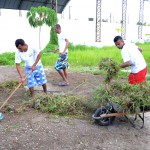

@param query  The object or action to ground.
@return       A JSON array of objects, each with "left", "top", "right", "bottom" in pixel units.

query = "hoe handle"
[{"left": 0, "top": 71, "right": 32, "bottom": 110}]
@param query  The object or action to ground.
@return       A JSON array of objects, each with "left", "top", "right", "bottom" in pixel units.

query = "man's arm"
[
  {"left": 61, "top": 39, "right": 69, "bottom": 56},
  {"left": 16, "top": 63, "right": 26, "bottom": 84},
  {"left": 16, "top": 63, "right": 23, "bottom": 78},
  {"left": 53, "top": 48, "right": 59, "bottom": 53},
  {"left": 64, "top": 39, "right": 69, "bottom": 52},
  {"left": 120, "top": 61, "right": 130, "bottom": 68},
  {"left": 32, "top": 52, "right": 42, "bottom": 71}
]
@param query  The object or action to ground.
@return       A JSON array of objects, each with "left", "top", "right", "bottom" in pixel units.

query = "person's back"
[{"left": 121, "top": 43, "right": 146, "bottom": 73}]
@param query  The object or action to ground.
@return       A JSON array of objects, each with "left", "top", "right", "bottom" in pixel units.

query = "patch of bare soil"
[{"left": 0, "top": 66, "right": 150, "bottom": 150}]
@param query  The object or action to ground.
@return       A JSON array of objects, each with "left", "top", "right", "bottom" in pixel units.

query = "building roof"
[{"left": 0, "top": 0, "right": 70, "bottom": 13}]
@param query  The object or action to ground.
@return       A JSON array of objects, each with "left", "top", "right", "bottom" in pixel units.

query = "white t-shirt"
[
  {"left": 15, "top": 47, "right": 41, "bottom": 68},
  {"left": 57, "top": 32, "right": 68, "bottom": 53},
  {"left": 121, "top": 43, "right": 146, "bottom": 73}
]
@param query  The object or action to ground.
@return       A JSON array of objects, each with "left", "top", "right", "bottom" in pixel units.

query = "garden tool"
[{"left": 0, "top": 70, "right": 32, "bottom": 120}]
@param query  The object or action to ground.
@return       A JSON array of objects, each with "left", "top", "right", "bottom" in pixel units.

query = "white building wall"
[{"left": 0, "top": 9, "right": 150, "bottom": 54}]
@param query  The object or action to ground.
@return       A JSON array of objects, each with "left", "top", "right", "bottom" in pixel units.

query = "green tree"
[
  {"left": 27, "top": 6, "right": 58, "bottom": 49},
  {"left": 50, "top": 26, "right": 58, "bottom": 45},
  {"left": 44, "top": 26, "right": 58, "bottom": 51}
]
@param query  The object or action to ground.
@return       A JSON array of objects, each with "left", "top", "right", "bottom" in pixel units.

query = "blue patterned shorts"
[
  {"left": 55, "top": 53, "right": 69, "bottom": 71},
  {"left": 25, "top": 64, "right": 47, "bottom": 88}
]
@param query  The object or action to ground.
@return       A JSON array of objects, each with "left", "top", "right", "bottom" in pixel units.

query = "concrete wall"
[{"left": 0, "top": 10, "right": 150, "bottom": 53}]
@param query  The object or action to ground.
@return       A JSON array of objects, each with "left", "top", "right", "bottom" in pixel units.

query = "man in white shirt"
[
  {"left": 53, "top": 24, "right": 69, "bottom": 86},
  {"left": 114, "top": 36, "right": 147, "bottom": 84},
  {"left": 15, "top": 39, "right": 47, "bottom": 98}
]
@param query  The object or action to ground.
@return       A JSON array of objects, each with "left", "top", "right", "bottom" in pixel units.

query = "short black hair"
[
  {"left": 55, "top": 24, "right": 61, "bottom": 29},
  {"left": 113, "top": 36, "right": 123, "bottom": 42},
  {"left": 15, "top": 39, "right": 25, "bottom": 47}
]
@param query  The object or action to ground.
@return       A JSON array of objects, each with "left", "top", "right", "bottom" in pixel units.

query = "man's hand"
[
  {"left": 120, "top": 61, "right": 131, "bottom": 68},
  {"left": 60, "top": 51, "right": 66, "bottom": 57},
  {"left": 53, "top": 50, "right": 57, "bottom": 53},
  {"left": 53, "top": 48, "right": 59, "bottom": 53},
  {"left": 20, "top": 77, "right": 26, "bottom": 84}
]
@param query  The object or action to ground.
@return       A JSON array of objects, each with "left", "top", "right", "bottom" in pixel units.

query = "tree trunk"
[{"left": 39, "top": 26, "right": 41, "bottom": 50}]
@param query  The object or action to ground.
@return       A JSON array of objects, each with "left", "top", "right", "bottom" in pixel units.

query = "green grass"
[
  {"left": 137, "top": 42, "right": 150, "bottom": 67},
  {"left": 42, "top": 45, "right": 122, "bottom": 67},
  {"left": 41, "top": 43, "right": 150, "bottom": 71},
  {"left": 0, "top": 52, "right": 15, "bottom": 66},
  {"left": 0, "top": 42, "right": 150, "bottom": 71}
]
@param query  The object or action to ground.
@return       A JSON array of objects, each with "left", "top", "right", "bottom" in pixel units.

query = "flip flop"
[
  {"left": 0, "top": 113, "right": 4, "bottom": 121},
  {"left": 58, "top": 82, "right": 69, "bottom": 86}
]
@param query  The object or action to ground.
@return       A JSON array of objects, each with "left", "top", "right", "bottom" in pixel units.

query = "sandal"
[{"left": 58, "top": 82, "right": 69, "bottom": 86}]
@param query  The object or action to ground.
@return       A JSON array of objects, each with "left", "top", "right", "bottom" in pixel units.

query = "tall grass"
[
  {"left": 42, "top": 43, "right": 150, "bottom": 71},
  {"left": 0, "top": 52, "right": 15, "bottom": 65},
  {"left": 68, "top": 46, "right": 121, "bottom": 67},
  {"left": 42, "top": 44, "right": 122, "bottom": 67},
  {"left": 137, "top": 42, "right": 150, "bottom": 66},
  {"left": 0, "top": 42, "right": 150, "bottom": 71}
]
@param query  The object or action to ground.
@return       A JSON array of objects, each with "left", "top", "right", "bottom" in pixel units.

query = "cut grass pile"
[
  {"left": 35, "top": 94, "right": 86, "bottom": 117},
  {"left": 0, "top": 80, "right": 18, "bottom": 89},
  {"left": 92, "top": 82, "right": 150, "bottom": 113}
]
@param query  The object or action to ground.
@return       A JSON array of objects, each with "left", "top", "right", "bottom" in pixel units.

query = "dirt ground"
[{"left": 0, "top": 66, "right": 150, "bottom": 150}]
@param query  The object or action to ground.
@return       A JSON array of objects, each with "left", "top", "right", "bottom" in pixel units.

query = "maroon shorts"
[{"left": 128, "top": 67, "right": 148, "bottom": 84}]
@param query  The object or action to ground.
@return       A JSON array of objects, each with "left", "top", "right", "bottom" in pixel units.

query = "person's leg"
[
  {"left": 128, "top": 73, "right": 136, "bottom": 84},
  {"left": 136, "top": 67, "right": 148, "bottom": 84},
  {"left": 55, "top": 54, "right": 69, "bottom": 84},
  {"left": 129, "top": 67, "right": 148, "bottom": 85},
  {"left": 25, "top": 68, "right": 37, "bottom": 98},
  {"left": 63, "top": 67, "right": 68, "bottom": 83},
  {"left": 29, "top": 87, "right": 34, "bottom": 98},
  {"left": 42, "top": 83, "right": 47, "bottom": 93},
  {"left": 34, "top": 65, "right": 47, "bottom": 94},
  {"left": 57, "top": 70, "right": 68, "bottom": 82}
]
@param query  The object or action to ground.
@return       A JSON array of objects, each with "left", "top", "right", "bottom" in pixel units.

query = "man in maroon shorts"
[{"left": 114, "top": 36, "right": 147, "bottom": 84}]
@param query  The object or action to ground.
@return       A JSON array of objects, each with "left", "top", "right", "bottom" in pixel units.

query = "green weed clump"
[
  {"left": 35, "top": 94, "right": 86, "bottom": 117},
  {"left": 99, "top": 58, "right": 120, "bottom": 83}
]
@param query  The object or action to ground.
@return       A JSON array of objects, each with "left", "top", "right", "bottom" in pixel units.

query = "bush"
[
  {"left": 0, "top": 52, "right": 15, "bottom": 65},
  {"left": 43, "top": 44, "right": 58, "bottom": 52},
  {"left": 50, "top": 26, "right": 58, "bottom": 45},
  {"left": 43, "top": 26, "right": 58, "bottom": 52}
]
